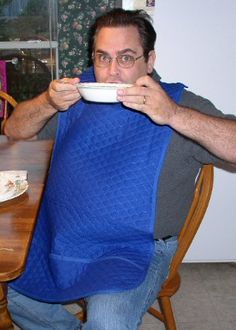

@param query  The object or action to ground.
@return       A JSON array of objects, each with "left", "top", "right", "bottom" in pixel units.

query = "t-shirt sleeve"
[{"left": 181, "top": 89, "right": 235, "bottom": 119}]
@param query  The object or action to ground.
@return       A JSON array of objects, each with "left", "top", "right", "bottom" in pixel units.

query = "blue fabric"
[
  {"left": 8, "top": 238, "right": 177, "bottom": 330},
  {"left": 10, "top": 67, "right": 185, "bottom": 303}
]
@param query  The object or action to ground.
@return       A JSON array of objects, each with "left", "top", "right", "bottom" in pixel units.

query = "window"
[{"left": 0, "top": 0, "right": 58, "bottom": 101}]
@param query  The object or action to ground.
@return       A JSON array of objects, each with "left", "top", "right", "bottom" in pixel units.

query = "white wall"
[{"left": 153, "top": 0, "right": 236, "bottom": 261}]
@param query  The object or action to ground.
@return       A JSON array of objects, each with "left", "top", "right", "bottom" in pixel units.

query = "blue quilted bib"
[{"left": 10, "top": 68, "right": 185, "bottom": 302}]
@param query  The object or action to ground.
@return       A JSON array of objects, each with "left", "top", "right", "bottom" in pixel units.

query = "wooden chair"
[
  {"left": 0, "top": 90, "right": 17, "bottom": 134},
  {"left": 75, "top": 164, "right": 214, "bottom": 329},
  {"left": 148, "top": 164, "right": 214, "bottom": 329}
]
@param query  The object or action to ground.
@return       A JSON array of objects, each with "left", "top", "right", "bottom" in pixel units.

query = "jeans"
[{"left": 8, "top": 237, "right": 177, "bottom": 330}]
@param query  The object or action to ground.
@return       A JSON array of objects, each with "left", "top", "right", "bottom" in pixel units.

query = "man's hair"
[{"left": 90, "top": 8, "right": 156, "bottom": 62}]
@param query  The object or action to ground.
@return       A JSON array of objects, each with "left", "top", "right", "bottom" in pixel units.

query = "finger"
[
  {"left": 51, "top": 78, "right": 80, "bottom": 92},
  {"left": 117, "top": 87, "right": 149, "bottom": 106},
  {"left": 60, "top": 77, "right": 80, "bottom": 84},
  {"left": 122, "top": 101, "right": 147, "bottom": 112},
  {"left": 117, "top": 85, "right": 147, "bottom": 98},
  {"left": 47, "top": 84, "right": 81, "bottom": 110}
]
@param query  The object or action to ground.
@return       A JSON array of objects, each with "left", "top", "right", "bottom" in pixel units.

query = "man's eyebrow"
[
  {"left": 117, "top": 49, "right": 137, "bottom": 55},
  {"left": 95, "top": 49, "right": 137, "bottom": 55},
  {"left": 95, "top": 49, "right": 109, "bottom": 55}
]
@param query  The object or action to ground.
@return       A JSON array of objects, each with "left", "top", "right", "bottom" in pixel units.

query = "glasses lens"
[
  {"left": 94, "top": 53, "right": 111, "bottom": 67},
  {"left": 117, "top": 54, "right": 135, "bottom": 68}
]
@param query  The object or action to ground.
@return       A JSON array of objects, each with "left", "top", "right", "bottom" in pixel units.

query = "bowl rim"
[{"left": 76, "top": 82, "right": 133, "bottom": 90}]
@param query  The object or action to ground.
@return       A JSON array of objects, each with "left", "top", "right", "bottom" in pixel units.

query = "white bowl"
[{"left": 77, "top": 82, "right": 132, "bottom": 103}]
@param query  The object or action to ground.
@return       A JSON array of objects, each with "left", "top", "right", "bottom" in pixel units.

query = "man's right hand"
[
  {"left": 46, "top": 77, "right": 81, "bottom": 111},
  {"left": 4, "top": 77, "right": 82, "bottom": 140}
]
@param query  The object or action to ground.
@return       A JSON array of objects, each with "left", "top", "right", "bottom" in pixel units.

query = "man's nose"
[{"left": 108, "top": 58, "right": 120, "bottom": 75}]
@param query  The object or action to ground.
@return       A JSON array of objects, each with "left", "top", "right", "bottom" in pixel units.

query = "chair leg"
[
  {"left": 75, "top": 299, "right": 87, "bottom": 323},
  {"left": 0, "top": 284, "right": 14, "bottom": 330},
  {"left": 159, "top": 296, "right": 177, "bottom": 330},
  {"left": 148, "top": 306, "right": 165, "bottom": 321}
]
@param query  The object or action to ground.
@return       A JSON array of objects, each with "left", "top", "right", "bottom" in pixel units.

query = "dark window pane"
[
  {"left": 0, "top": 48, "right": 57, "bottom": 101},
  {"left": 0, "top": 0, "right": 57, "bottom": 41}
]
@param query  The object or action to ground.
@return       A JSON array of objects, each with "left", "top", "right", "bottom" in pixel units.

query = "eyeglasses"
[{"left": 93, "top": 53, "right": 144, "bottom": 68}]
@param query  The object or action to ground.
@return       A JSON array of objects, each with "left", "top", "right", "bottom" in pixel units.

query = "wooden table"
[{"left": 0, "top": 137, "right": 53, "bottom": 329}]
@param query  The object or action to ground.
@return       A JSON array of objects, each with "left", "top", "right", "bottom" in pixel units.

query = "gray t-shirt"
[
  {"left": 155, "top": 89, "right": 234, "bottom": 238},
  {"left": 38, "top": 76, "right": 234, "bottom": 239}
]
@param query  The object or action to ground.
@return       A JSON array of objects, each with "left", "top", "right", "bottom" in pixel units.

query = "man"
[{"left": 4, "top": 8, "right": 236, "bottom": 330}]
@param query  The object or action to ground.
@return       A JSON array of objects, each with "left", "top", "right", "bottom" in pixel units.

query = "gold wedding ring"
[{"left": 143, "top": 96, "right": 146, "bottom": 105}]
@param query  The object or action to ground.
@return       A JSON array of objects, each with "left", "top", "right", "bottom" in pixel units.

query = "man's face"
[{"left": 93, "top": 26, "right": 156, "bottom": 84}]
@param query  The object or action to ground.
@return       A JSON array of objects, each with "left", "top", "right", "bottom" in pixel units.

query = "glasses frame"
[{"left": 92, "top": 52, "right": 144, "bottom": 69}]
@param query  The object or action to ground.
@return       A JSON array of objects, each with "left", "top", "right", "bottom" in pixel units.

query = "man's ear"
[{"left": 147, "top": 50, "right": 156, "bottom": 74}]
